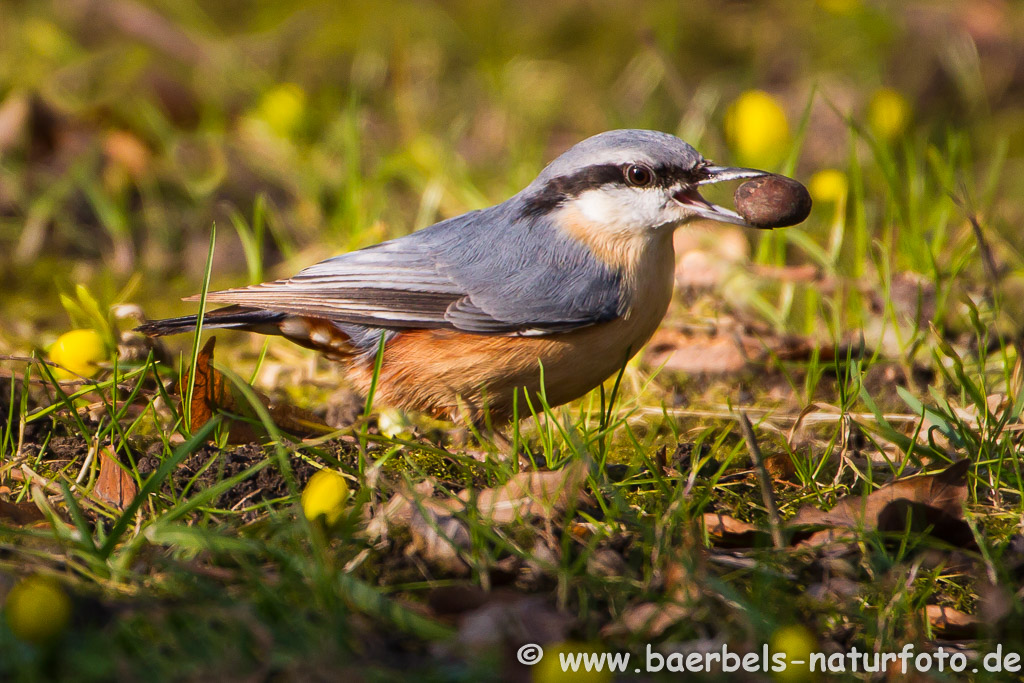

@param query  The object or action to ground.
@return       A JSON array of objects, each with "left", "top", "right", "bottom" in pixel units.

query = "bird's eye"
[{"left": 624, "top": 164, "right": 654, "bottom": 187}]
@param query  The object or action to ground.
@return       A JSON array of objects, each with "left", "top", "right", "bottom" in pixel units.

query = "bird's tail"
[{"left": 136, "top": 305, "right": 286, "bottom": 337}]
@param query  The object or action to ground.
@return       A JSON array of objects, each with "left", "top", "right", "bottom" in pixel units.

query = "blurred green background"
[
  {"left": 1, "top": 0, "right": 1022, "bottom": 351},
  {"left": 5, "top": 3, "right": 1024, "bottom": 678}
]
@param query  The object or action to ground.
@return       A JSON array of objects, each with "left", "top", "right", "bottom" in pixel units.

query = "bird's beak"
[{"left": 672, "top": 164, "right": 771, "bottom": 228}]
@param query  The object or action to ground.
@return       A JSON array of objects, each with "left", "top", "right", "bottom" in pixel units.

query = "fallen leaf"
[
  {"left": 644, "top": 328, "right": 825, "bottom": 375},
  {"left": 458, "top": 461, "right": 590, "bottom": 523},
  {"left": 266, "top": 402, "right": 336, "bottom": 438},
  {"left": 806, "top": 576, "right": 862, "bottom": 602},
  {"left": 926, "top": 605, "right": 979, "bottom": 640},
  {"left": 365, "top": 463, "right": 589, "bottom": 569},
  {"left": 645, "top": 330, "right": 751, "bottom": 374},
  {"left": 0, "top": 499, "right": 46, "bottom": 525},
  {"left": 363, "top": 480, "right": 462, "bottom": 542},
  {"left": 94, "top": 446, "right": 138, "bottom": 510},
  {"left": 182, "top": 337, "right": 333, "bottom": 443},
  {"left": 764, "top": 452, "right": 796, "bottom": 479},
  {"left": 876, "top": 499, "right": 975, "bottom": 547},
  {"left": 793, "top": 460, "right": 971, "bottom": 546},
  {"left": 586, "top": 548, "right": 629, "bottom": 578},
  {"left": 702, "top": 512, "right": 768, "bottom": 548},
  {"left": 522, "top": 538, "right": 561, "bottom": 586},
  {"left": 183, "top": 337, "right": 225, "bottom": 433},
  {"left": 406, "top": 503, "right": 471, "bottom": 575},
  {"left": 601, "top": 601, "right": 690, "bottom": 639}
]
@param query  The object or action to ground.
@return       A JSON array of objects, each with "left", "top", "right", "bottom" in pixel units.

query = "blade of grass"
[{"left": 184, "top": 224, "right": 217, "bottom": 433}]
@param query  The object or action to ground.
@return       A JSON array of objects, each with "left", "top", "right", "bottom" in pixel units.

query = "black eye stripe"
[{"left": 519, "top": 162, "right": 701, "bottom": 218}]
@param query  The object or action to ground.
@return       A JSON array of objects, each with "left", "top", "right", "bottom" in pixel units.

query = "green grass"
[{"left": 3, "top": 0, "right": 1024, "bottom": 680}]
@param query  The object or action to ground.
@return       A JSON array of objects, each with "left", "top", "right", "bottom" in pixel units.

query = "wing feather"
[{"left": 191, "top": 206, "right": 624, "bottom": 335}]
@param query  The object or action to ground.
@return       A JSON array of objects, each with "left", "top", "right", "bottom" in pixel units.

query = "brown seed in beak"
[{"left": 734, "top": 175, "right": 812, "bottom": 228}]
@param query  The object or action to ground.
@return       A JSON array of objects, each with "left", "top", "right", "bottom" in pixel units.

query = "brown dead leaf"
[
  {"left": 363, "top": 480, "right": 459, "bottom": 541},
  {"left": 601, "top": 601, "right": 690, "bottom": 639},
  {"left": 876, "top": 500, "right": 975, "bottom": 547},
  {"left": 702, "top": 512, "right": 768, "bottom": 548},
  {"left": 522, "top": 538, "right": 561, "bottom": 586},
  {"left": 645, "top": 330, "right": 751, "bottom": 374},
  {"left": 586, "top": 548, "right": 629, "bottom": 578},
  {"left": 0, "top": 499, "right": 46, "bottom": 525},
  {"left": 644, "top": 327, "right": 825, "bottom": 375},
  {"left": 182, "top": 337, "right": 333, "bottom": 443},
  {"left": 184, "top": 337, "right": 226, "bottom": 432},
  {"left": 764, "top": 452, "right": 796, "bottom": 479},
  {"left": 406, "top": 503, "right": 471, "bottom": 575},
  {"left": 807, "top": 576, "right": 862, "bottom": 602},
  {"left": 365, "top": 463, "right": 589, "bottom": 570},
  {"left": 926, "top": 605, "right": 979, "bottom": 640},
  {"left": 459, "top": 461, "right": 590, "bottom": 523},
  {"left": 793, "top": 460, "right": 971, "bottom": 547},
  {"left": 94, "top": 446, "right": 138, "bottom": 510},
  {"left": 265, "top": 402, "right": 335, "bottom": 438}
]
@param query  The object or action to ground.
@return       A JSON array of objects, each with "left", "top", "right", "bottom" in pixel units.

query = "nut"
[{"left": 735, "top": 175, "right": 812, "bottom": 228}]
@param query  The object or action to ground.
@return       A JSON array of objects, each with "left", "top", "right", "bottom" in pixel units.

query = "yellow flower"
[
  {"left": 253, "top": 83, "right": 307, "bottom": 138},
  {"left": 807, "top": 169, "right": 848, "bottom": 204},
  {"left": 867, "top": 88, "right": 911, "bottom": 141},
  {"left": 532, "top": 641, "right": 612, "bottom": 683},
  {"left": 24, "top": 18, "right": 74, "bottom": 60},
  {"left": 48, "top": 329, "right": 108, "bottom": 380},
  {"left": 301, "top": 469, "right": 350, "bottom": 527},
  {"left": 4, "top": 575, "right": 72, "bottom": 645},
  {"left": 724, "top": 90, "right": 791, "bottom": 169},
  {"left": 815, "top": 0, "right": 861, "bottom": 15},
  {"left": 771, "top": 624, "right": 819, "bottom": 682}
]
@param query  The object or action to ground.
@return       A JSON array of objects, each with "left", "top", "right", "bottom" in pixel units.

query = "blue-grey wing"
[{"left": 198, "top": 202, "right": 623, "bottom": 335}]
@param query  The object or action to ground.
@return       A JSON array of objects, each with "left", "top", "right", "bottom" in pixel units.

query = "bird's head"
[{"left": 521, "top": 129, "right": 770, "bottom": 236}]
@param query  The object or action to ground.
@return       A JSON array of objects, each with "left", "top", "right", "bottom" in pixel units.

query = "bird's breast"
[{"left": 341, "top": 231, "right": 677, "bottom": 421}]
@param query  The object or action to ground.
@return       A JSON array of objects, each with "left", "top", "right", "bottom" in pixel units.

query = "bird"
[{"left": 138, "top": 129, "right": 788, "bottom": 426}]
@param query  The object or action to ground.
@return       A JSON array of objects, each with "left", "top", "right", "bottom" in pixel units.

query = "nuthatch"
[{"left": 139, "top": 130, "right": 806, "bottom": 423}]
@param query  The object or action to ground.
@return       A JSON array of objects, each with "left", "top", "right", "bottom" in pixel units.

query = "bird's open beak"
[{"left": 672, "top": 164, "right": 770, "bottom": 228}]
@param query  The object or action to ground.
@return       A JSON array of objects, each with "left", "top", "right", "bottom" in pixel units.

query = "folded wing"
[{"left": 196, "top": 207, "right": 624, "bottom": 335}]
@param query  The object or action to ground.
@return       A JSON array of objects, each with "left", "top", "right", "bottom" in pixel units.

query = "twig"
[
  {"left": 9, "top": 466, "right": 64, "bottom": 496},
  {"left": 737, "top": 411, "right": 784, "bottom": 549}
]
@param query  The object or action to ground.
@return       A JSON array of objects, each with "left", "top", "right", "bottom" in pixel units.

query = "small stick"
[{"left": 738, "top": 410, "right": 784, "bottom": 549}]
